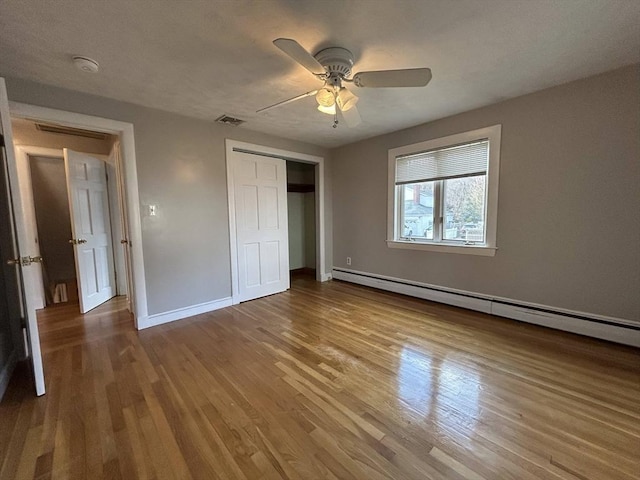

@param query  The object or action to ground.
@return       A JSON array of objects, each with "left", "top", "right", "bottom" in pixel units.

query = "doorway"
[
  {"left": 29, "top": 153, "right": 76, "bottom": 307},
  {"left": 226, "top": 140, "right": 327, "bottom": 305},
  {"left": 8, "top": 101, "right": 148, "bottom": 327},
  {"left": 3, "top": 94, "right": 147, "bottom": 396},
  {"left": 11, "top": 119, "right": 128, "bottom": 314},
  {"left": 286, "top": 161, "right": 316, "bottom": 280}
]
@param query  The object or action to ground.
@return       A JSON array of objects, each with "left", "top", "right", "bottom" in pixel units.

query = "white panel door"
[
  {"left": 64, "top": 149, "right": 116, "bottom": 313},
  {"left": 232, "top": 152, "right": 289, "bottom": 302},
  {"left": 0, "top": 77, "right": 45, "bottom": 395}
]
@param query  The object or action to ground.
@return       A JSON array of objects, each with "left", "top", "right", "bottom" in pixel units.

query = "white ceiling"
[{"left": 1, "top": 0, "right": 639, "bottom": 148}]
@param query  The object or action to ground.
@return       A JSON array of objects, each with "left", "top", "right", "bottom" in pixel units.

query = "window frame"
[
  {"left": 387, "top": 125, "right": 501, "bottom": 256},
  {"left": 397, "top": 181, "right": 436, "bottom": 241}
]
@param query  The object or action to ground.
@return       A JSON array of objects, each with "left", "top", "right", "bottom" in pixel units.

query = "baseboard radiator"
[{"left": 332, "top": 268, "right": 640, "bottom": 348}]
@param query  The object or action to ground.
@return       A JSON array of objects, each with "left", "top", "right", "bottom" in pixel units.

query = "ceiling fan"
[{"left": 257, "top": 38, "right": 433, "bottom": 128}]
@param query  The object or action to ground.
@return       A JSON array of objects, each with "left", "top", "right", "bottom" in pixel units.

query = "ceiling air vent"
[
  {"left": 215, "top": 114, "right": 245, "bottom": 127},
  {"left": 35, "top": 123, "right": 108, "bottom": 140}
]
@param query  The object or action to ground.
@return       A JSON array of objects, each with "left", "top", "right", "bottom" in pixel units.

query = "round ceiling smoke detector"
[{"left": 72, "top": 56, "right": 99, "bottom": 73}]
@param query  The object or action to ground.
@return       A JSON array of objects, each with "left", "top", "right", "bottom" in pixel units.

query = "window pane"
[
  {"left": 400, "top": 182, "right": 434, "bottom": 240},
  {"left": 443, "top": 175, "right": 486, "bottom": 242}
]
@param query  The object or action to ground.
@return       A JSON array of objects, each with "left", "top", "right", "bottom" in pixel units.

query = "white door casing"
[
  {"left": 112, "top": 141, "right": 134, "bottom": 313},
  {"left": 0, "top": 78, "right": 45, "bottom": 396},
  {"left": 231, "top": 152, "right": 289, "bottom": 302},
  {"left": 105, "top": 146, "right": 128, "bottom": 297},
  {"left": 64, "top": 149, "right": 116, "bottom": 313}
]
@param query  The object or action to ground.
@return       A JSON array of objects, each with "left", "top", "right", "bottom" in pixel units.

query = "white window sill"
[{"left": 387, "top": 240, "right": 497, "bottom": 256}]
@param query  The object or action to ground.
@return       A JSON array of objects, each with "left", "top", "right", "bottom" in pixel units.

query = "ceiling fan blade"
[
  {"left": 339, "top": 104, "right": 362, "bottom": 128},
  {"left": 273, "top": 38, "right": 326, "bottom": 76},
  {"left": 256, "top": 90, "right": 318, "bottom": 113},
  {"left": 352, "top": 68, "right": 432, "bottom": 88}
]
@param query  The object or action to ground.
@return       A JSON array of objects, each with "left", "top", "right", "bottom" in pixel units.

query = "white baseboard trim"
[
  {"left": 137, "top": 297, "right": 232, "bottom": 330},
  {"left": 0, "top": 349, "right": 18, "bottom": 401},
  {"left": 320, "top": 272, "right": 333, "bottom": 282},
  {"left": 332, "top": 268, "right": 640, "bottom": 348}
]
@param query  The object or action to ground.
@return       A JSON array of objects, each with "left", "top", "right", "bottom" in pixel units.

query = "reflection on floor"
[
  {"left": 1, "top": 278, "right": 639, "bottom": 479},
  {"left": 37, "top": 295, "right": 131, "bottom": 354}
]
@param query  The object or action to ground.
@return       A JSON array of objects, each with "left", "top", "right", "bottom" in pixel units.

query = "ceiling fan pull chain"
[{"left": 333, "top": 112, "right": 338, "bottom": 129}]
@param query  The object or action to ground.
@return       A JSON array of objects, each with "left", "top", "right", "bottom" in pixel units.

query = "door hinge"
[
  {"left": 0, "top": 133, "right": 5, "bottom": 148},
  {"left": 20, "top": 317, "right": 27, "bottom": 329},
  {"left": 9, "top": 256, "right": 44, "bottom": 267}
]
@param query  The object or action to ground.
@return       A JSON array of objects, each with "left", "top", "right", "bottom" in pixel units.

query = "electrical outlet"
[{"left": 346, "top": 257, "right": 351, "bottom": 266}]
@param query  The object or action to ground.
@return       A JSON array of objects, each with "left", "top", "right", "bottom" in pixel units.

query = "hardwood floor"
[{"left": 1, "top": 276, "right": 639, "bottom": 479}]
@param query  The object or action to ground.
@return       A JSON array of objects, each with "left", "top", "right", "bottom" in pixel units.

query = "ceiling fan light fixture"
[
  {"left": 260, "top": 37, "right": 432, "bottom": 130},
  {"left": 315, "top": 88, "right": 335, "bottom": 107},
  {"left": 336, "top": 88, "right": 358, "bottom": 111},
  {"left": 317, "top": 104, "right": 336, "bottom": 115}
]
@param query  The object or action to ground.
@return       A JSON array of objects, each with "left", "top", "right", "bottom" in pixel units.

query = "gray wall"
[
  {"left": 303, "top": 192, "right": 316, "bottom": 270},
  {"left": 332, "top": 65, "right": 640, "bottom": 321},
  {"left": 4, "top": 77, "right": 331, "bottom": 315},
  {"left": 286, "top": 191, "right": 316, "bottom": 271},
  {"left": 287, "top": 161, "right": 315, "bottom": 185},
  {"left": 29, "top": 156, "right": 75, "bottom": 285},
  {"left": 287, "top": 192, "right": 305, "bottom": 270},
  {"left": 8, "top": 65, "right": 635, "bottom": 322}
]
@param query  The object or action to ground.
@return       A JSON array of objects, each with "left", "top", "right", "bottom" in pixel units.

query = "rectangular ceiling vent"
[
  {"left": 35, "top": 123, "right": 108, "bottom": 140},
  {"left": 215, "top": 114, "right": 245, "bottom": 127}
]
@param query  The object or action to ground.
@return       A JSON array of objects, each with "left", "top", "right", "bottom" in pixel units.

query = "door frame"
[
  {"left": 226, "top": 140, "right": 328, "bottom": 305},
  {"left": 15, "top": 147, "right": 129, "bottom": 307},
  {"left": 9, "top": 102, "right": 148, "bottom": 326},
  {"left": 14, "top": 145, "right": 62, "bottom": 309}
]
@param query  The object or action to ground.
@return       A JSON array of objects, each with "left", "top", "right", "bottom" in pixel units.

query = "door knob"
[
  {"left": 69, "top": 239, "right": 87, "bottom": 245},
  {"left": 78, "top": 239, "right": 87, "bottom": 244},
  {"left": 6, "top": 258, "right": 20, "bottom": 266}
]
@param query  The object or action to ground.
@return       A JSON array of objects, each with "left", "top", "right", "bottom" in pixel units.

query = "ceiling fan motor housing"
[{"left": 314, "top": 47, "right": 354, "bottom": 81}]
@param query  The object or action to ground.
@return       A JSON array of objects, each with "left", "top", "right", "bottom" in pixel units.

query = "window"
[{"left": 387, "top": 125, "right": 501, "bottom": 256}]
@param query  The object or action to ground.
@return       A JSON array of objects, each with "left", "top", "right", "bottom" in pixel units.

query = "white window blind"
[{"left": 395, "top": 139, "right": 489, "bottom": 185}]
